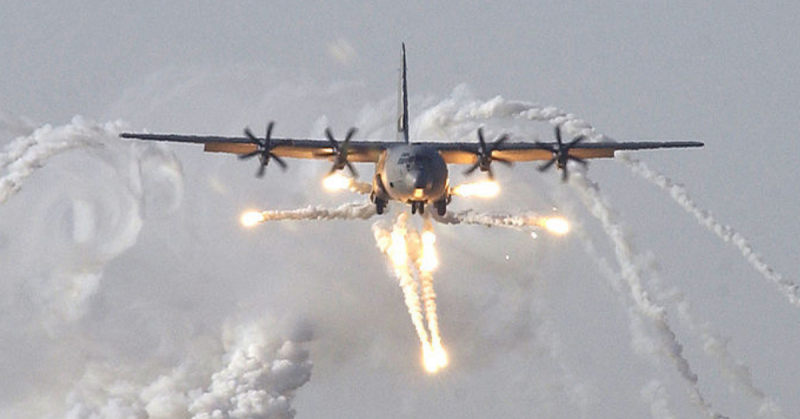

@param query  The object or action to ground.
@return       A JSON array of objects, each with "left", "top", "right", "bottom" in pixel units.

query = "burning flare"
[
  {"left": 240, "top": 210, "right": 265, "bottom": 227},
  {"left": 450, "top": 180, "right": 500, "bottom": 198},
  {"left": 322, "top": 172, "right": 353, "bottom": 191},
  {"left": 540, "top": 216, "right": 570, "bottom": 235}
]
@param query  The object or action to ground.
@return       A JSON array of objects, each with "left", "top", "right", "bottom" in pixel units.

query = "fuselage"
[{"left": 373, "top": 144, "right": 449, "bottom": 205}]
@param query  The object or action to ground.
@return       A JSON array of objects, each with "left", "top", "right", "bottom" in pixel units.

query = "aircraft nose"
[{"left": 413, "top": 170, "right": 432, "bottom": 189}]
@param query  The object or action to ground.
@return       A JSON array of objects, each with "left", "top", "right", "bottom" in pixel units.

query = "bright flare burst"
[
  {"left": 322, "top": 172, "right": 353, "bottom": 191},
  {"left": 541, "top": 216, "right": 570, "bottom": 235},
  {"left": 240, "top": 210, "right": 265, "bottom": 227},
  {"left": 450, "top": 180, "right": 500, "bottom": 198}
]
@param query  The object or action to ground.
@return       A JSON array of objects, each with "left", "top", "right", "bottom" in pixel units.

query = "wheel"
[
  {"left": 435, "top": 200, "right": 446, "bottom": 216},
  {"left": 375, "top": 199, "right": 386, "bottom": 215}
]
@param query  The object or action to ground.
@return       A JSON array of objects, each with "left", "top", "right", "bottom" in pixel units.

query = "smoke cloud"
[{"left": 57, "top": 317, "right": 313, "bottom": 419}]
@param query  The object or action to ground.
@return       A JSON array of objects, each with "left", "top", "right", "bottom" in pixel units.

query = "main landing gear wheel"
[
  {"left": 434, "top": 200, "right": 447, "bottom": 216},
  {"left": 375, "top": 198, "right": 387, "bottom": 215}
]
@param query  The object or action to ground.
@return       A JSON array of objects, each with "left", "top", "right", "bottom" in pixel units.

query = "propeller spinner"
[{"left": 239, "top": 122, "right": 288, "bottom": 177}]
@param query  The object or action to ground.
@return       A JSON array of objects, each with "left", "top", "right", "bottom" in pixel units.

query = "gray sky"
[{"left": 1, "top": 2, "right": 798, "bottom": 418}]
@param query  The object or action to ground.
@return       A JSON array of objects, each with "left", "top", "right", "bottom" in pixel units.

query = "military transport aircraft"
[{"left": 121, "top": 44, "right": 702, "bottom": 216}]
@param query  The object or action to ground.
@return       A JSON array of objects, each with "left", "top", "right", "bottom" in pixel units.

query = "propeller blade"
[
  {"left": 494, "top": 157, "right": 513, "bottom": 167},
  {"left": 562, "top": 167, "right": 569, "bottom": 182},
  {"left": 344, "top": 127, "right": 357, "bottom": 144},
  {"left": 244, "top": 127, "right": 259, "bottom": 143},
  {"left": 477, "top": 127, "right": 487, "bottom": 151},
  {"left": 567, "top": 135, "right": 585, "bottom": 148},
  {"left": 266, "top": 121, "right": 274, "bottom": 142},
  {"left": 492, "top": 134, "right": 509, "bottom": 149},
  {"left": 271, "top": 154, "right": 288, "bottom": 170},
  {"left": 538, "top": 158, "right": 557, "bottom": 172},
  {"left": 324, "top": 128, "right": 339, "bottom": 150},
  {"left": 554, "top": 125, "right": 563, "bottom": 147},
  {"left": 464, "top": 162, "right": 481, "bottom": 175},
  {"left": 345, "top": 161, "right": 359, "bottom": 178},
  {"left": 572, "top": 156, "right": 588, "bottom": 166},
  {"left": 257, "top": 163, "right": 267, "bottom": 178},
  {"left": 239, "top": 150, "right": 260, "bottom": 160}
]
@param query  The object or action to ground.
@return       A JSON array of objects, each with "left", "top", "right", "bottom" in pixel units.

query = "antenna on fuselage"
[{"left": 397, "top": 43, "right": 409, "bottom": 143}]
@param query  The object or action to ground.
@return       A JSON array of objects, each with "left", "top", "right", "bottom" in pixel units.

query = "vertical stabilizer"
[{"left": 397, "top": 43, "right": 410, "bottom": 143}]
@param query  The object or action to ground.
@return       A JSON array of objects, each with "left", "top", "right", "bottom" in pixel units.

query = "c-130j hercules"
[{"left": 121, "top": 44, "right": 702, "bottom": 216}]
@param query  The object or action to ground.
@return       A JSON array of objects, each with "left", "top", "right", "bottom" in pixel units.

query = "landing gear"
[
  {"left": 411, "top": 202, "right": 425, "bottom": 215},
  {"left": 375, "top": 198, "right": 387, "bottom": 215},
  {"left": 434, "top": 199, "right": 447, "bottom": 216}
]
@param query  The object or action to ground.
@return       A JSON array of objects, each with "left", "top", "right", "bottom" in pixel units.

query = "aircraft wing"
[
  {"left": 420, "top": 140, "right": 705, "bottom": 165},
  {"left": 120, "top": 133, "right": 703, "bottom": 165},
  {"left": 119, "top": 133, "right": 389, "bottom": 163}
]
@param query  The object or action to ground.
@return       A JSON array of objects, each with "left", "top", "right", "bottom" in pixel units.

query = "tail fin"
[{"left": 397, "top": 43, "right": 409, "bottom": 143}]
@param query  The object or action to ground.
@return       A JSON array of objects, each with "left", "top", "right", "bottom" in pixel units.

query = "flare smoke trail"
[
  {"left": 372, "top": 214, "right": 431, "bottom": 354},
  {"left": 58, "top": 317, "right": 313, "bottom": 419},
  {"left": 436, "top": 210, "right": 537, "bottom": 230},
  {"left": 253, "top": 202, "right": 376, "bottom": 223},
  {"left": 420, "top": 91, "right": 793, "bottom": 308},
  {"left": 0, "top": 118, "right": 105, "bottom": 205},
  {"left": 0, "top": 117, "right": 183, "bottom": 325},
  {"left": 570, "top": 173, "right": 728, "bottom": 419},
  {"left": 411, "top": 219, "right": 446, "bottom": 366},
  {"left": 373, "top": 214, "right": 447, "bottom": 371},
  {"left": 621, "top": 154, "right": 800, "bottom": 308},
  {"left": 574, "top": 222, "right": 784, "bottom": 417},
  {"left": 646, "top": 266, "right": 786, "bottom": 417}
]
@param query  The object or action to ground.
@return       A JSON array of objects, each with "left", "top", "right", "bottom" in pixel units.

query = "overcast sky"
[{"left": 1, "top": 2, "right": 798, "bottom": 418}]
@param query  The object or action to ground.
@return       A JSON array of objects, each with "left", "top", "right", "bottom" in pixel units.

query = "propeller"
[
  {"left": 315, "top": 127, "right": 359, "bottom": 178},
  {"left": 239, "top": 122, "right": 287, "bottom": 177},
  {"left": 537, "top": 125, "right": 588, "bottom": 182},
  {"left": 463, "top": 127, "right": 512, "bottom": 179}
]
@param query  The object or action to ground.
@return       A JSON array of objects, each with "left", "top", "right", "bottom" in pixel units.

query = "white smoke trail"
[
  {"left": 372, "top": 215, "right": 431, "bottom": 352},
  {"left": 0, "top": 117, "right": 183, "bottom": 326},
  {"left": 0, "top": 118, "right": 103, "bottom": 205},
  {"left": 435, "top": 209, "right": 537, "bottom": 230},
  {"left": 570, "top": 172, "right": 728, "bottom": 419},
  {"left": 419, "top": 90, "right": 794, "bottom": 310},
  {"left": 411, "top": 219, "right": 446, "bottom": 367},
  {"left": 621, "top": 154, "right": 800, "bottom": 308},
  {"left": 255, "top": 202, "right": 376, "bottom": 223},
  {"left": 648, "top": 272, "right": 786, "bottom": 418},
  {"left": 58, "top": 317, "right": 313, "bottom": 419}
]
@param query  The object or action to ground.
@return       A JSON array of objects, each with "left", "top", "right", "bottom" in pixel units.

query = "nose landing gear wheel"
[{"left": 410, "top": 202, "right": 425, "bottom": 215}]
